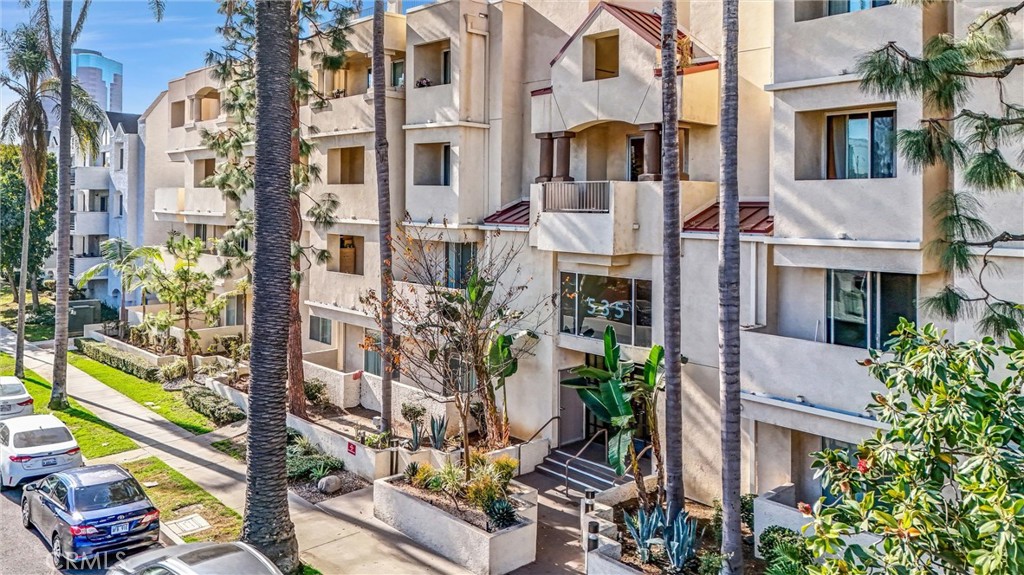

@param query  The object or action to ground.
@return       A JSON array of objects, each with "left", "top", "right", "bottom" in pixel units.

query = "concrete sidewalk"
[{"left": 0, "top": 328, "right": 467, "bottom": 574}]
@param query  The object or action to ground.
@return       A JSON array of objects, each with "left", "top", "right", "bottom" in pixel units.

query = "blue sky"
[{"left": 2, "top": 1, "right": 224, "bottom": 114}]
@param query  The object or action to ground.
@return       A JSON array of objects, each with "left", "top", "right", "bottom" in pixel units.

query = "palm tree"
[
  {"left": 33, "top": 0, "right": 164, "bottom": 410},
  {"left": 242, "top": 1, "right": 299, "bottom": 572},
  {"left": 718, "top": 0, "right": 742, "bottom": 572},
  {"left": 372, "top": 0, "right": 394, "bottom": 432},
  {"left": 76, "top": 238, "right": 163, "bottom": 339},
  {"left": 0, "top": 23, "right": 101, "bottom": 379},
  {"left": 660, "top": 0, "right": 685, "bottom": 523}
]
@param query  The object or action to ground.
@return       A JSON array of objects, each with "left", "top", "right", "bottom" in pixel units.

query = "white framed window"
[
  {"left": 826, "top": 109, "right": 896, "bottom": 179},
  {"left": 309, "top": 315, "right": 332, "bottom": 345},
  {"left": 363, "top": 329, "right": 400, "bottom": 378},
  {"left": 826, "top": 270, "right": 916, "bottom": 349}
]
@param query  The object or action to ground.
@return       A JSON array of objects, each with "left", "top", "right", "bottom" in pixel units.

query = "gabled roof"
[
  {"left": 684, "top": 201, "right": 774, "bottom": 235},
  {"left": 106, "top": 111, "right": 141, "bottom": 134},
  {"left": 483, "top": 200, "right": 531, "bottom": 227},
  {"left": 550, "top": 2, "right": 688, "bottom": 67}
]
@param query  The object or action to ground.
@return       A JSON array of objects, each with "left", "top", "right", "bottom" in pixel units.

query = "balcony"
[
  {"left": 530, "top": 180, "right": 718, "bottom": 257},
  {"left": 71, "top": 256, "right": 106, "bottom": 282},
  {"left": 153, "top": 187, "right": 231, "bottom": 224},
  {"left": 740, "top": 327, "right": 883, "bottom": 417},
  {"left": 73, "top": 166, "right": 109, "bottom": 190},
  {"left": 306, "top": 269, "right": 376, "bottom": 318},
  {"left": 70, "top": 211, "right": 108, "bottom": 237},
  {"left": 406, "top": 83, "right": 456, "bottom": 125}
]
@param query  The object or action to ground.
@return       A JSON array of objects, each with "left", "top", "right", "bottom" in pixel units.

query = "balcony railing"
[{"left": 542, "top": 181, "right": 611, "bottom": 213}]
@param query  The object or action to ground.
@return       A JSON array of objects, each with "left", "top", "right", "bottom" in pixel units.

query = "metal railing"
[
  {"left": 542, "top": 181, "right": 611, "bottom": 213},
  {"left": 564, "top": 428, "right": 609, "bottom": 495},
  {"left": 516, "top": 416, "right": 560, "bottom": 476}
]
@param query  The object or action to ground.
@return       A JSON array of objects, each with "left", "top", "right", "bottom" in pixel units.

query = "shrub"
[
  {"left": 363, "top": 431, "right": 391, "bottom": 450},
  {"left": 436, "top": 461, "right": 464, "bottom": 496},
  {"left": 287, "top": 453, "right": 343, "bottom": 482},
  {"left": 491, "top": 455, "right": 518, "bottom": 487},
  {"left": 759, "top": 526, "right": 810, "bottom": 565},
  {"left": 697, "top": 551, "right": 727, "bottom": 575},
  {"left": 401, "top": 403, "right": 426, "bottom": 427},
  {"left": 403, "top": 462, "right": 420, "bottom": 483},
  {"left": 712, "top": 499, "right": 723, "bottom": 543},
  {"left": 77, "top": 339, "right": 160, "bottom": 382},
  {"left": 159, "top": 359, "right": 188, "bottom": 383},
  {"left": 429, "top": 415, "right": 447, "bottom": 450},
  {"left": 287, "top": 435, "right": 319, "bottom": 458},
  {"left": 466, "top": 474, "right": 502, "bottom": 510},
  {"left": 485, "top": 499, "right": 518, "bottom": 531},
  {"left": 411, "top": 463, "right": 436, "bottom": 489},
  {"left": 741, "top": 493, "right": 757, "bottom": 530},
  {"left": 765, "top": 541, "right": 811, "bottom": 575},
  {"left": 181, "top": 383, "right": 246, "bottom": 426},
  {"left": 304, "top": 378, "right": 329, "bottom": 406}
]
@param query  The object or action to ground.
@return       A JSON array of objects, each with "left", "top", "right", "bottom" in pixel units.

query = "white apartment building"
[{"left": 132, "top": 0, "right": 1024, "bottom": 523}]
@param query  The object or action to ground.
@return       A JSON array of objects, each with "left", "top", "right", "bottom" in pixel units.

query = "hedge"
[
  {"left": 76, "top": 339, "right": 160, "bottom": 382},
  {"left": 181, "top": 383, "right": 246, "bottom": 426}
]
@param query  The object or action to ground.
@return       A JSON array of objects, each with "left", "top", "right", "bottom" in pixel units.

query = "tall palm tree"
[
  {"left": 718, "top": 0, "right": 742, "bottom": 572},
  {"left": 0, "top": 23, "right": 101, "bottom": 379},
  {"left": 660, "top": 0, "right": 685, "bottom": 523},
  {"left": 76, "top": 238, "right": 163, "bottom": 338},
  {"left": 372, "top": 0, "right": 394, "bottom": 431},
  {"left": 242, "top": 1, "right": 299, "bottom": 572},
  {"left": 33, "top": 0, "right": 163, "bottom": 409}
]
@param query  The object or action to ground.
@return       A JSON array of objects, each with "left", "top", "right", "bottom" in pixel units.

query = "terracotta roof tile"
[
  {"left": 684, "top": 201, "right": 774, "bottom": 235},
  {"left": 484, "top": 200, "right": 531, "bottom": 227}
]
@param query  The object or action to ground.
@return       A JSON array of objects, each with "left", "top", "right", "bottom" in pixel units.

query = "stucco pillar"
[
  {"left": 535, "top": 133, "right": 553, "bottom": 183},
  {"left": 552, "top": 131, "right": 576, "bottom": 182},
  {"left": 639, "top": 123, "right": 662, "bottom": 181}
]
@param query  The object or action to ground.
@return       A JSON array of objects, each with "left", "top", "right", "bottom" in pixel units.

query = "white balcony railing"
[{"left": 542, "top": 181, "right": 611, "bottom": 213}]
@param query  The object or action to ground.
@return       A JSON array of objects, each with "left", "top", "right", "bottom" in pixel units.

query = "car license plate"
[
  {"left": 111, "top": 523, "right": 129, "bottom": 535},
  {"left": 42, "top": 458, "right": 57, "bottom": 467},
  {"left": 0, "top": 404, "right": 10, "bottom": 412}
]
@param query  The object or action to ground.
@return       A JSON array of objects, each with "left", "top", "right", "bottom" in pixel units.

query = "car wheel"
[
  {"left": 51, "top": 534, "right": 65, "bottom": 569},
  {"left": 20, "top": 499, "right": 31, "bottom": 529}
]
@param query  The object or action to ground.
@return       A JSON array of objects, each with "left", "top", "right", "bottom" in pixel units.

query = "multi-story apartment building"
[{"left": 70, "top": 112, "right": 155, "bottom": 307}]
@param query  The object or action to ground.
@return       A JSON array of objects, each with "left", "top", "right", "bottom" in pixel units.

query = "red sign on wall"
[{"left": 347, "top": 442, "right": 357, "bottom": 455}]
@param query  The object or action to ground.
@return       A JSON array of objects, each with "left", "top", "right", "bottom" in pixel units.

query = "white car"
[
  {"left": 0, "top": 376, "right": 34, "bottom": 420},
  {"left": 0, "top": 414, "right": 83, "bottom": 489}
]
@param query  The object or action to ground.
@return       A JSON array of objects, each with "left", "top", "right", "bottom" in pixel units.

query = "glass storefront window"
[{"left": 560, "top": 272, "right": 653, "bottom": 346}]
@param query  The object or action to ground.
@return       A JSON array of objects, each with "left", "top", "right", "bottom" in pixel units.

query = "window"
[
  {"left": 445, "top": 242, "right": 476, "bottom": 289},
  {"left": 335, "top": 235, "right": 364, "bottom": 275},
  {"left": 225, "top": 295, "right": 245, "bottom": 327},
  {"left": 170, "top": 100, "right": 186, "bottom": 127},
  {"left": 827, "top": 110, "right": 895, "bottom": 179},
  {"left": 821, "top": 437, "right": 859, "bottom": 504},
  {"left": 97, "top": 194, "right": 108, "bottom": 212},
  {"left": 309, "top": 315, "right": 332, "bottom": 344},
  {"left": 52, "top": 480, "right": 69, "bottom": 508},
  {"left": 194, "top": 158, "right": 217, "bottom": 187},
  {"left": 74, "top": 479, "right": 147, "bottom": 511},
  {"left": 101, "top": 151, "right": 109, "bottom": 167},
  {"left": 827, "top": 0, "right": 891, "bottom": 16},
  {"left": 560, "top": 272, "right": 653, "bottom": 347},
  {"left": 364, "top": 329, "right": 400, "bottom": 378},
  {"left": 13, "top": 426, "right": 74, "bottom": 448},
  {"left": 197, "top": 89, "right": 221, "bottom": 121},
  {"left": 414, "top": 39, "right": 451, "bottom": 87},
  {"left": 583, "top": 32, "right": 619, "bottom": 81},
  {"left": 118, "top": 147, "right": 125, "bottom": 170},
  {"left": 327, "top": 146, "right": 365, "bottom": 185},
  {"left": 826, "top": 270, "right": 916, "bottom": 349},
  {"left": 193, "top": 224, "right": 208, "bottom": 242},
  {"left": 413, "top": 142, "right": 452, "bottom": 186},
  {"left": 391, "top": 59, "right": 405, "bottom": 88},
  {"left": 118, "top": 195, "right": 124, "bottom": 217},
  {"left": 442, "top": 49, "right": 451, "bottom": 84}
]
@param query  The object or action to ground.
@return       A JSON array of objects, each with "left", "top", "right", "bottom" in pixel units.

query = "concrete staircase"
[{"left": 535, "top": 448, "right": 634, "bottom": 495}]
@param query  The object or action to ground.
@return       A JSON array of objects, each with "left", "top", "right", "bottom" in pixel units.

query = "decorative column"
[
  {"left": 535, "top": 133, "right": 553, "bottom": 183},
  {"left": 639, "top": 123, "right": 662, "bottom": 181},
  {"left": 552, "top": 131, "right": 576, "bottom": 182}
]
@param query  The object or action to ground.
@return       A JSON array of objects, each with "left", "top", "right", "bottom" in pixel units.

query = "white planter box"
[
  {"left": 82, "top": 330, "right": 179, "bottom": 366},
  {"left": 580, "top": 476, "right": 659, "bottom": 575},
  {"left": 486, "top": 439, "right": 550, "bottom": 476},
  {"left": 374, "top": 476, "right": 538, "bottom": 575}
]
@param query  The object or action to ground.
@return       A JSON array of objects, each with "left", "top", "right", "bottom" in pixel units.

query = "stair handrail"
[
  {"left": 564, "top": 428, "right": 609, "bottom": 495},
  {"left": 516, "top": 416, "right": 560, "bottom": 476}
]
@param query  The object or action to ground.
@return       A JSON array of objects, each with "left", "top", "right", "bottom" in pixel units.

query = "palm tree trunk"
[
  {"left": 661, "top": 0, "right": 685, "bottom": 522},
  {"left": 718, "top": 0, "right": 742, "bottom": 572},
  {"left": 31, "top": 275, "right": 39, "bottom": 312},
  {"left": 286, "top": 11, "right": 307, "bottom": 418},
  {"left": 49, "top": 0, "right": 73, "bottom": 410},
  {"left": 373, "top": 0, "right": 394, "bottom": 433},
  {"left": 243, "top": 2, "right": 300, "bottom": 572},
  {"left": 14, "top": 186, "right": 31, "bottom": 379},
  {"left": 119, "top": 276, "right": 128, "bottom": 339}
]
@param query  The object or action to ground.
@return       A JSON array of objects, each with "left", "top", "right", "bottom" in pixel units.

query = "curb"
[{"left": 159, "top": 525, "right": 186, "bottom": 547}]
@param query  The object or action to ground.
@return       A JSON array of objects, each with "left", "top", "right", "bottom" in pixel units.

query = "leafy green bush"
[
  {"left": 765, "top": 540, "right": 811, "bottom": 575},
  {"left": 466, "top": 474, "right": 502, "bottom": 510},
  {"left": 697, "top": 551, "right": 726, "bottom": 575},
  {"left": 411, "top": 463, "right": 436, "bottom": 489},
  {"left": 286, "top": 453, "right": 343, "bottom": 482},
  {"left": 760, "top": 526, "right": 810, "bottom": 565},
  {"left": 159, "top": 359, "right": 188, "bottom": 383},
  {"left": 181, "top": 383, "right": 246, "bottom": 426},
  {"left": 76, "top": 339, "right": 160, "bottom": 382},
  {"left": 741, "top": 493, "right": 757, "bottom": 530},
  {"left": 304, "top": 378, "right": 329, "bottom": 406},
  {"left": 363, "top": 431, "right": 391, "bottom": 450}
]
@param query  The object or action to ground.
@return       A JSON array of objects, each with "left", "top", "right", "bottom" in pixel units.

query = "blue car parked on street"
[{"left": 20, "top": 464, "right": 161, "bottom": 568}]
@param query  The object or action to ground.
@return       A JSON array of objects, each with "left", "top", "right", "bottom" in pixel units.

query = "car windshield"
[
  {"left": 12, "top": 427, "right": 73, "bottom": 448},
  {"left": 74, "top": 479, "right": 147, "bottom": 511},
  {"left": 0, "top": 383, "right": 26, "bottom": 396}
]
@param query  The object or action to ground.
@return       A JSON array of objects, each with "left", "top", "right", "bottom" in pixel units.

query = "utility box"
[{"left": 68, "top": 299, "right": 102, "bottom": 337}]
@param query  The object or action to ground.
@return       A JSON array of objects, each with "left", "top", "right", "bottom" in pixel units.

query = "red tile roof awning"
[
  {"left": 683, "top": 201, "right": 773, "bottom": 235},
  {"left": 484, "top": 200, "right": 531, "bottom": 227},
  {"left": 550, "top": 2, "right": 689, "bottom": 67}
]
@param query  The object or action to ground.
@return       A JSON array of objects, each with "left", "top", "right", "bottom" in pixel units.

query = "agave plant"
[
  {"left": 623, "top": 505, "right": 664, "bottom": 564},
  {"left": 659, "top": 510, "right": 699, "bottom": 569},
  {"left": 430, "top": 414, "right": 447, "bottom": 450}
]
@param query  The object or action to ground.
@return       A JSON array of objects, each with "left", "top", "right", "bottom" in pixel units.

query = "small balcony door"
[{"left": 627, "top": 136, "right": 644, "bottom": 182}]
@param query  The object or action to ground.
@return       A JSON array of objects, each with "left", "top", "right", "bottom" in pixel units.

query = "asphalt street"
[{"left": 1, "top": 487, "right": 106, "bottom": 575}]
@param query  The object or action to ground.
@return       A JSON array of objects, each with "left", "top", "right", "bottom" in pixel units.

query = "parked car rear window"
[
  {"left": 0, "top": 383, "right": 26, "bottom": 395},
  {"left": 74, "top": 479, "right": 147, "bottom": 511},
  {"left": 12, "top": 427, "right": 73, "bottom": 448}
]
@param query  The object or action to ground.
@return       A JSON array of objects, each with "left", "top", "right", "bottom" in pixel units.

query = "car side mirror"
[{"left": 23, "top": 484, "right": 37, "bottom": 492}]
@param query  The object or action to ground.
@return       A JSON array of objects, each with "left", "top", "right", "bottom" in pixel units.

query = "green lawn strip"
[
  {"left": 211, "top": 438, "right": 246, "bottom": 461},
  {"left": 0, "top": 353, "right": 137, "bottom": 458},
  {"left": 67, "top": 351, "right": 215, "bottom": 435},
  {"left": 300, "top": 564, "right": 323, "bottom": 575},
  {"left": 0, "top": 290, "right": 56, "bottom": 341},
  {"left": 121, "top": 457, "right": 241, "bottom": 544}
]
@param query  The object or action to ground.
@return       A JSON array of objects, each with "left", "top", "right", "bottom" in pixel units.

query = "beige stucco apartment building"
[{"left": 136, "top": 0, "right": 1024, "bottom": 527}]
